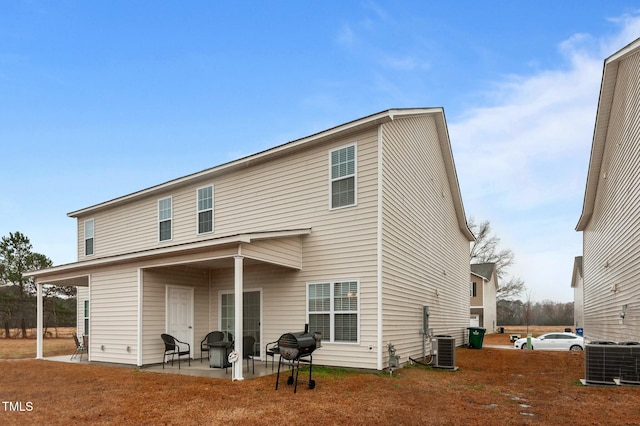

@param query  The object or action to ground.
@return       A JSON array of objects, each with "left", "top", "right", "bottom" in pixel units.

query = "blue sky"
[{"left": 2, "top": 2, "right": 639, "bottom": 302}]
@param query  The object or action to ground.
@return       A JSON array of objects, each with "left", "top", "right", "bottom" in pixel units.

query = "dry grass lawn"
[
  {"left": 1, "top": 326, "right": 638, "bottom": 425},
  {"left": 0, "top": 328, "right": 76, "bottom": 359}
]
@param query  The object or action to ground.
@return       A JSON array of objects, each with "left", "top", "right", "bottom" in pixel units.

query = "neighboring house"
[
  {"left": 469, "top": 263, "right": 498, "bottom": 332},
  {"left": 27, "top": 108, "right": 474, "bottom": 379},
  {"left": 576, "top": 38, "right": 640, "bottom": 343},
  {"left": 571, "top": 256, "right": 584, "bottom": 329}
]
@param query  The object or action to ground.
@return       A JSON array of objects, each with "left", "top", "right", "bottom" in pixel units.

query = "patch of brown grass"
[
  {"left": 0, "top": 328, "right": 76, "bottom": 359},
  {"left": 0, "top": 335, "right": 637, "bottom": 425}
]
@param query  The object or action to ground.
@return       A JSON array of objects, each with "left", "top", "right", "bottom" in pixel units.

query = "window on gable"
[
  {"left": 308, "top": 280, "right": 358, "bottom": 343},
  {"left": 197, "top": 185, "right": 214, "bottom": 234},
  {"left": 158, "top": 197, "right": 172, "bottom": 241},
  {"left": 84, "top": 219, "right": 94, "bottom": 256},
  {"left": 470, "top": 282, "right": 477, "bottom": 297},
  {"left": 330, "top": 144, "right": 356, "bottom": 209}
]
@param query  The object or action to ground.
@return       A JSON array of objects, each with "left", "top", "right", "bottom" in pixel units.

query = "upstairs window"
[
  {"left": 470, "top": 282, "right": 477, "bottom": 297},
  {"left": 330, "top": 144, "right": 356, "bottom": 209},
  {"left": 197, "top": 185, "right": 214, "bottom": 234},
  {"left": 308, "top": 280, "right": 359, "bottom": 343},
  {"left": 158, "top": 197, "right": 172, "bottom": 241},
  {"left": 84, "top": 219, "right": 94, "bottom": 256}
]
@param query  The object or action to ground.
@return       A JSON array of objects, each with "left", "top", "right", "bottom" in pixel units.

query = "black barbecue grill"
[{"left": 275, "top": 325, "right": 321, "bottom": 392}]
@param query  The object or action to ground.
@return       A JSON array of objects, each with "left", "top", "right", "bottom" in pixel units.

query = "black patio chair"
[
  {"left": 71, "top": 333, "right": 87, "bottom": 361},
  {"left": 265, "top": 340, "right": 280, "bottom": 372},
  {"left": 200, "top": 331, "right": 225, "bottom": 363},
  {"left": 161, "top": 333, "right": 191, "bottom": 369},
  {"left": 243, "top": 335, "right": 256, "bottom": 374}
]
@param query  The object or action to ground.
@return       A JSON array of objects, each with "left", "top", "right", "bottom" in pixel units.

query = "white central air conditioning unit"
[
  {"left": 585, "top": 342, "right": 627, "bottom": 385},
  {"left": 434, "top": 335, "right": 456, "bottom": 369}
]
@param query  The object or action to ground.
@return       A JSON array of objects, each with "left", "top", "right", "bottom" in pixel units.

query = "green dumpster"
[{"left": 467, "top": 327, "right": 486, "bottom": 349}]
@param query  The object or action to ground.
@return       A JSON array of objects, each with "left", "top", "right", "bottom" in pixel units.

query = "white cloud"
[
  {"left": 450, "top": 14, "right": 640, "bottom": 302},
  {"left": 450, "top": 39, "right": 603, "bottom": 210}
]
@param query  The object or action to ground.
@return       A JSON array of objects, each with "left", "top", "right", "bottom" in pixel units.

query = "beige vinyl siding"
[
  {"left": 583, "top": 50, "right": 640, "bottom": 342},
  {"left": 381, "top": 115, "right": 470, "bottom": 363},
  {"left": 87, "top": 265, "right": 138, "bottom": 364},
  {"left": 238, "top": 237, "right": 303, "bottom": 270},
  {"left": 212, "top": 264, "right": 379, "bottom": 369},
  {"left": 74, "top": 128, "right": 381, "bottom": 368},
  {"left": 205, "top": 129, "right": 379, "bottom": 369},
  {"left": 63, "top": 111, "right": 471, "bottom": 370},
  {"left": 75, "top": 129, "right": 376, "bottom": 258}
]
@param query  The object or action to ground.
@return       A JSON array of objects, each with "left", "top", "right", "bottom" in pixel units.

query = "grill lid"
[{"left": 277, "top": 325, "right": 318, "bottom": 360}]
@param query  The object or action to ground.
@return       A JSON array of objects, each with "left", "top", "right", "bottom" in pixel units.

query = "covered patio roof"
[
  {"left": 26, "top": 228, "right": 311, "bottom": 380},
  {"left": 26, "top": 228, "right": 311, "bottom": 286}
]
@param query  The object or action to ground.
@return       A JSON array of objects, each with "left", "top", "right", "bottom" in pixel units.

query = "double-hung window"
[
  {"left": 84, "top": 219, "right": 94, "bottom": 256},
  {"left": 158, "top": 197, "right": 172, "bottom": 241},
  {"left": 308, "top": 280, "right": 359, "bottom": 343},
  {"left": 330, "top": 144, "right": 356, "bottom": 209},
  {"left": 197, "top": 185, "right": 214, "bottom": 234},
  {"left": 470, "top": 282, "right": 477, "bottom": 298}
]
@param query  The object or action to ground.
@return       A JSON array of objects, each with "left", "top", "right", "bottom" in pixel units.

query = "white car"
[{"left": 513, "top": 332, "right": 584, "bottom": 351}]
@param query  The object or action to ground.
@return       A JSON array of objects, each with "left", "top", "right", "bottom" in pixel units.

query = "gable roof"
[
  {"left": 68, "top": 108, "right": 475, "bottom": 240},
  {"left": 470, "top": 263, "right": 496, "bottom": 281},
  {"left": 576, "top": 38, "right": 640, "bottom": 231}
]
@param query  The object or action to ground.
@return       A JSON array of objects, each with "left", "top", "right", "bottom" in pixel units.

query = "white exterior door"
[{"left": 166, "top": 285, "right": 194, "bottom": 357}]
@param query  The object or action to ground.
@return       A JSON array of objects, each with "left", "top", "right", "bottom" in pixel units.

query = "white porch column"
[
  {"left": 36, "top": 282, "right": 43, "bottom": 359},
  {"left": 233, "top": 255, "right": 244, "bottom": 381}
]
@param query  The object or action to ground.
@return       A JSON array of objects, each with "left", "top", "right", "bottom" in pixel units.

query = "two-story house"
[
  {"left": 28, "top": 108, "right": 474, "bottom": 379},
  {"left": 576, "top": 38, "right": 640, "bottom": 342},
  {"left": 469, "top": 263, "right": 497, "bottom": 332}
]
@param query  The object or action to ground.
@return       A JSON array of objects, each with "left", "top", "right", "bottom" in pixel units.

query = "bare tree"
[
  {"left": 497, "top": 277, "right": 525, "bottom": 302},
  {"left": 469, "top": 218, "right": 514, "bottom": 276},
  {"left": 468, "top": 217, "right": 525, "bottom": 301}
]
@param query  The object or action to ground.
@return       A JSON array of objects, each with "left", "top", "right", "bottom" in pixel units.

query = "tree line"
[
  {"left": 0, "top": 232, "right": 76, "bottom": 338},
  {"left": 497, "top": 299, "right": 574, "bottom": 326}
]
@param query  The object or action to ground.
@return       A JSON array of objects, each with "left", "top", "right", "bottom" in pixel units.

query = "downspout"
[{"left": 376, "top": 124, "right": 384, "bottom": 370}]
